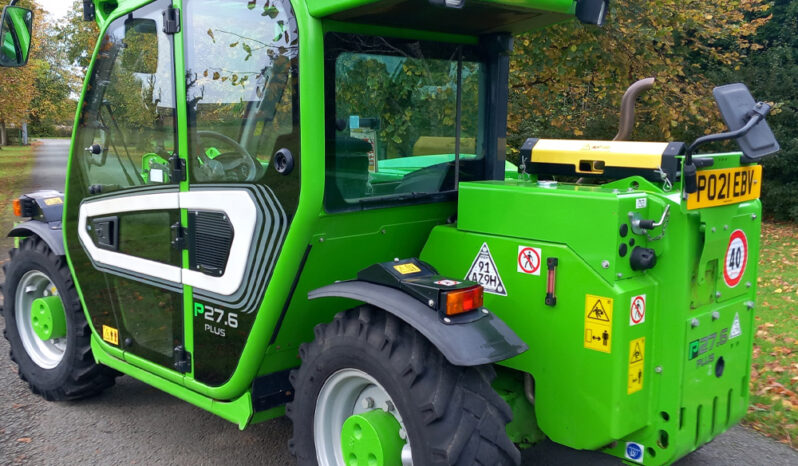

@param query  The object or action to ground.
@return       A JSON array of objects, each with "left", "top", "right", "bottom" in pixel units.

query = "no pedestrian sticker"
[
  {"left": 517, "top": 246, "right": 542, "bottom": 275},
  {"left": 434, "top": 279, "right": 460, "bottom": 287},
  {"left": 584, "top": 295, "right": 613, "bottom": 353},
  {"left": 625, "top": 442, "right": 645, "bottom": 463},
  {"left": 723, "top": 229, "right": 748, "bottom": 288},
  {"left": 465, "top": 243, "right": 507, "bottom": 296},
  {"left": 630, "top": 295, "right": 646, "bottom": 326},
  {"left": 627, "top": 337, "right": 645, "bottom": 394}
]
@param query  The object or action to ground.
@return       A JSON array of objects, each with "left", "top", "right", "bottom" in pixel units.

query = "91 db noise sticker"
[
  {"left": 517, "top": 246, "right": 542, "bottom": 275},
  {"left": 465, "top": 243, "right": 507, "bottom": 296},
  {"left": 723, "top": 229, "right": 748, "bottom": 288}
]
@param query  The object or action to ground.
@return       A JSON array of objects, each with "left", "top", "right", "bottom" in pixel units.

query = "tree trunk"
[
  {"left": 22, "top": 122, "right": 28, "bottom": 145},
  {"left": 0, "top": 119, "right": 6, "bottom": 147}
]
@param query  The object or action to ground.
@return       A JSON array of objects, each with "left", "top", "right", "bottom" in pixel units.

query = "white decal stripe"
[
  {"left": 78, "top": 193, "right": 182, "bottom": 284},
  {"left": 180, "top": 190, "right": 257, "bottom": 296},
  {"left": 78, "top": 189, "right": 257, "bottom": 297}
]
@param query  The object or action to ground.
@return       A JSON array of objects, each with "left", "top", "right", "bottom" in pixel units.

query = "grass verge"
[
  {"left": 743, "top": 222, "right": 798, "bottom": 449},
  {"left": 0, "top": 144, "right": 36, "bottom": 258}
]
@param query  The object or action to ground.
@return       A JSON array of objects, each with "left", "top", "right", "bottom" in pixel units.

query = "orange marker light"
[
  {"left": 12, "top": 199, "right": 22, "bottom": 217},
  {"left": 445, "top": 285, "right": 484, "bottom": 316}
]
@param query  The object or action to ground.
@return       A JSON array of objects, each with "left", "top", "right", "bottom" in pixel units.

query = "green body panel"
[{"left": 420, "top": 154, "right": 761, "bottom": 463}]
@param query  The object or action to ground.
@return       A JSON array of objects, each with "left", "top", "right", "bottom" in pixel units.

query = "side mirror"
[
  {"left": 0, "top": 6, "right": 33, "bottom": 67},
  {"left": 576, "top": 0, "right": 609, "bottom": 26},
  {"left": 121, "top": 18, "right": 158, "bottom": 74},
  {"left": 713, "top": 83, "right": 779, "bottom": 161}
]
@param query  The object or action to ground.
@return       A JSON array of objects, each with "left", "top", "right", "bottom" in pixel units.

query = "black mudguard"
[
  {"left": 9, "top": 221, "right": 64, "bottom": 256},
  {"left": 309, "top": 281, "right": 528, "bottom": 367}
]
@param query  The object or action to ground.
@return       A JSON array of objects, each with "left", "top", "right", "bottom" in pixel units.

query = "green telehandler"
[{"left": 0, "top": 0, "right": 781, "bottom": 464}]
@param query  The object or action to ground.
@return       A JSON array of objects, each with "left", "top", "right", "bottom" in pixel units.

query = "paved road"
[
  {"left": 1, "top": 139, "right": 796, "bottom": 464},
  {"left": 27, "top": 139, "right": 70, "bottom": 192}
]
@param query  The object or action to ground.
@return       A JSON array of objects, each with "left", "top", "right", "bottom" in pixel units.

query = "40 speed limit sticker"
[{"left": 723, "top": 229, "right": 748, "bottom": 288}]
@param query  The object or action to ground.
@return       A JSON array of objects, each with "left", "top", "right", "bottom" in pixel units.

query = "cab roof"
[{"left": 307, "top": 0, "right": 577, "bottom": 34}]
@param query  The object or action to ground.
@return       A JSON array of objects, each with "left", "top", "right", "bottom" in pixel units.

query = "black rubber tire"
[
  {"left": 1, "top": 237, "right": 116, "bottom": 401},
  {"left": 286, "top": 306, "right": 521, "bottom": 465}
]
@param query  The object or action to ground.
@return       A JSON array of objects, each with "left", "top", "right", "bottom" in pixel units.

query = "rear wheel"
[
  {"left": 287, "top": 306, "right": 520, "bottom": 465},
  {"left": 1, "top": 237, "right": 116, "bottom": 400}
]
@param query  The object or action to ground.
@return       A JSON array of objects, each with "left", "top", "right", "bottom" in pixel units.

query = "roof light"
[{"left": 445, "top": 285, "right": 483, "bottom": 316}]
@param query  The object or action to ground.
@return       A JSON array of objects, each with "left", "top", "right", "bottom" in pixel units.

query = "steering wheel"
[{"left": 196, "top": 130, "right": 261, "bottom": 181}]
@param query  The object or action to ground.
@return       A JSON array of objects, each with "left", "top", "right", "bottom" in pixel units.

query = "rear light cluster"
[
  {"left": 444, "top": 285, "right": 483, "bottom": 316},
  {"left": 11, "top": 197, "right": 37, "bottom": 218}
]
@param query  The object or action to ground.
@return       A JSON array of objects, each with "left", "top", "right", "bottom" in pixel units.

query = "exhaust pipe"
[{"left": 613, "top": 77, "right": 655, "bottom": 141}]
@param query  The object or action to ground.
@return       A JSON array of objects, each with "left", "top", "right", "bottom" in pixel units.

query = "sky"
[{"left": 37, "top": 0, "right": 72, "bottom": 21}]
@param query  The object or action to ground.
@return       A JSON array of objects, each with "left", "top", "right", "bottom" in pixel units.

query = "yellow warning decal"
[
  {"left": 584, "top": 294, "right": 613, "bottom": 353},
  {"left": 43, "top": 197, "right": 63, "bottom": 206},
  {"left": 393, "top": 263, "right": 421, "bottom": 275},
  {"left": 102, "top": 325, "right": 119, "bottom": 346},
  {"left": 628, "top": 337, "right": 645, "bottom": 394}
]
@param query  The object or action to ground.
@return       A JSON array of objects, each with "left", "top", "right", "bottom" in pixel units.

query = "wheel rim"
[
  {"left": 314, "top": 368, "right": 413, "bottom": 466},
  {"left": 14, "top": 270, "right": 67, "bottom": 369}
]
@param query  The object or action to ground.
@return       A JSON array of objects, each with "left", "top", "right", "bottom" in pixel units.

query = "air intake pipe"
[{"left": 613, "top": 77, "right": 655, "bottom": 141}]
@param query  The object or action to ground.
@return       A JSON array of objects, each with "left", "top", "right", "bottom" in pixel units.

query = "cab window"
[
  {"left": 324, "top": 33, "right": 486, "bottom": 212},
  {"left": 184, "top": 0, "right": 299, "bottom": 184}
]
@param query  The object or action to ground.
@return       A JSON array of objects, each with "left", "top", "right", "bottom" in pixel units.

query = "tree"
[
  {"left": 0, "top": 0, "right": 41, "bottom": 145},
  {"left": 720, "top": 0, "right": 798, "bottom": 221},
  {"left": 507, "top": 0, "right": 771, "bottom": 161}
]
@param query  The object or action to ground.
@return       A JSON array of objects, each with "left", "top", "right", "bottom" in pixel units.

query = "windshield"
[{"left": 324, "top": 33, "right": 486, "bottom": 212}]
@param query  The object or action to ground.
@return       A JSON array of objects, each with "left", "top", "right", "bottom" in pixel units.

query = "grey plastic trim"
[
  {"left": 9, "top": 221, "right": 65, "bottom": 256},
  {"left": 309, "top": 281, "right": 528, "bottom": 366}
]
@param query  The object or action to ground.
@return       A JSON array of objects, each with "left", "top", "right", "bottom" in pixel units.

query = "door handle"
[{"left": 90, "top": 216, "right": 119, "bottom": 251}]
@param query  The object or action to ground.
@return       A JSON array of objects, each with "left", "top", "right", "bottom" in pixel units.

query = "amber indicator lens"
[
  {"left": 445, "top": 286, "right": 484, "bottom": 316},
  {"left": 12, "top": 199, "right": 22, "bottom": 217}
]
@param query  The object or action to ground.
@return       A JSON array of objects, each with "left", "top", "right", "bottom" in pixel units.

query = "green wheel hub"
[
  {"left": 30, "top": 296, "right": 67, "bottom": 341},
  {"left": 341, "top": 409, "right": 406, "bottom": 466}
]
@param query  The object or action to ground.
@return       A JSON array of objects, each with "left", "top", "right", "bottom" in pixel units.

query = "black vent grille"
[{"left": 188, "top": 211, "right": 234, "bottom": 276}]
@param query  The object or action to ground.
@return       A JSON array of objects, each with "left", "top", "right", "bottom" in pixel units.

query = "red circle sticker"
[
  {"left": 723, "top": 229, "right": 748, "bottom": 288},
  {"left": 517, "top": 247, "right": 541, "bottom": 274},
  {"left": 630, "top": 295, "right": 646, "bottom": 325}
]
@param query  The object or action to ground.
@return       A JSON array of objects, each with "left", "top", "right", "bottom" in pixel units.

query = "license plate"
[{"left": 687, "top": 165, "right": 762, "bottom": 210}]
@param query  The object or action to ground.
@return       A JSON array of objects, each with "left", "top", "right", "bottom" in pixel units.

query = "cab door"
[{"left": 64, "top": 0, "right": 187, "bottom": 370}]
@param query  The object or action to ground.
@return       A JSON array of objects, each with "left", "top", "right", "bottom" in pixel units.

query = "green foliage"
[
  {"left": 718, "top": 0, "right": 798, "bottom": 221},
  {"left": 507, "top": 0, "right": 770, "bottom": 163}
]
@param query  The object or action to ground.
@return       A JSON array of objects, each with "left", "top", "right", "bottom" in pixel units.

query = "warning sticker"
[
  {"left": 102, "top": 325, "right": 119, "bottom": 346},
  {"left": 517, "top": 246, "right": 542, "bottom": 275},
  {"left": 730, "top": 312, "right": 742, "bottom": 339},
  {"left": 584, "top": 295, "right": 613, "bottom": 353},
  {"left": 723, "top": 229, "right": 748, "bottom": 288},
  {"left": 628, "top": 337, "right": 645, "bottom": 394},
  {"left": 465, "top": 243, "right": 507, "bottom": 296},
  {"left": 44, "top": 197, "right": 63, "bottom": 206},
  {"left": 630, "top": 295, "right": 646, "bottom": 326},
  {"left": 434, "top": 279, "right": 460, "bottom": 287},
  {"left": 394, "top": 263, "right": 421, "bottom": 275}
]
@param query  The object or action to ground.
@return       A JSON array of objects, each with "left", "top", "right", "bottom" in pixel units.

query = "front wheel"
[
  {"left": 1, "top": 237, "right": 116, "bottom": 400},
  {"left": 287, "top": 307, "right": 520, "bottom": 465}
]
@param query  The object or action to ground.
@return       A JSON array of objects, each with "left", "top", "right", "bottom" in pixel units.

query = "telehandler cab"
[{"left": 1, "top": 0, "right": 780, "bottom": 464}]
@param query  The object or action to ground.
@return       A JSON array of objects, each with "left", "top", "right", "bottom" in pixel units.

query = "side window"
[
  {"left": 75, "top": 2, "right": 177, "bottom": 190},
  {"left": 325, "top": 33, "right": 485, "bottom": 212},
  {"left": 184, "top": 0, "right": 299, "bottom": 184}
]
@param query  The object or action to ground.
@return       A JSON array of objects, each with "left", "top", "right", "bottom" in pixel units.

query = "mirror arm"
[{"left": 682, "top": 101, "right": 770, "bottom": 194}]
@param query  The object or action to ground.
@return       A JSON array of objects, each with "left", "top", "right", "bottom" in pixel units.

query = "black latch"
[
  {"left": 174, "top": 345, "right": 191, "bottom": 373},
  {"left": 171, "top": 222, "right": 186, "bottom": 250},
  {"left": 169, "top": 154, "right": 186, "bottom": 182},
  {"left": 162, "top": 7, "right": 180, "bottom": 35}
]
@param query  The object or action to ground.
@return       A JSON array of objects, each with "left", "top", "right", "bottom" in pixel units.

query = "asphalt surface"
[{"left": 1, "top": 139, "right": 796, "bottom": 464}]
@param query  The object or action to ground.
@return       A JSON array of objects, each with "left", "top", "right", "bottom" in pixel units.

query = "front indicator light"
[
  {"left": 445, "top": 285, "right": 483, "bottom": 316},
  {"left": 12, "top": 199, "right": 22, "bottom": 217}
]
